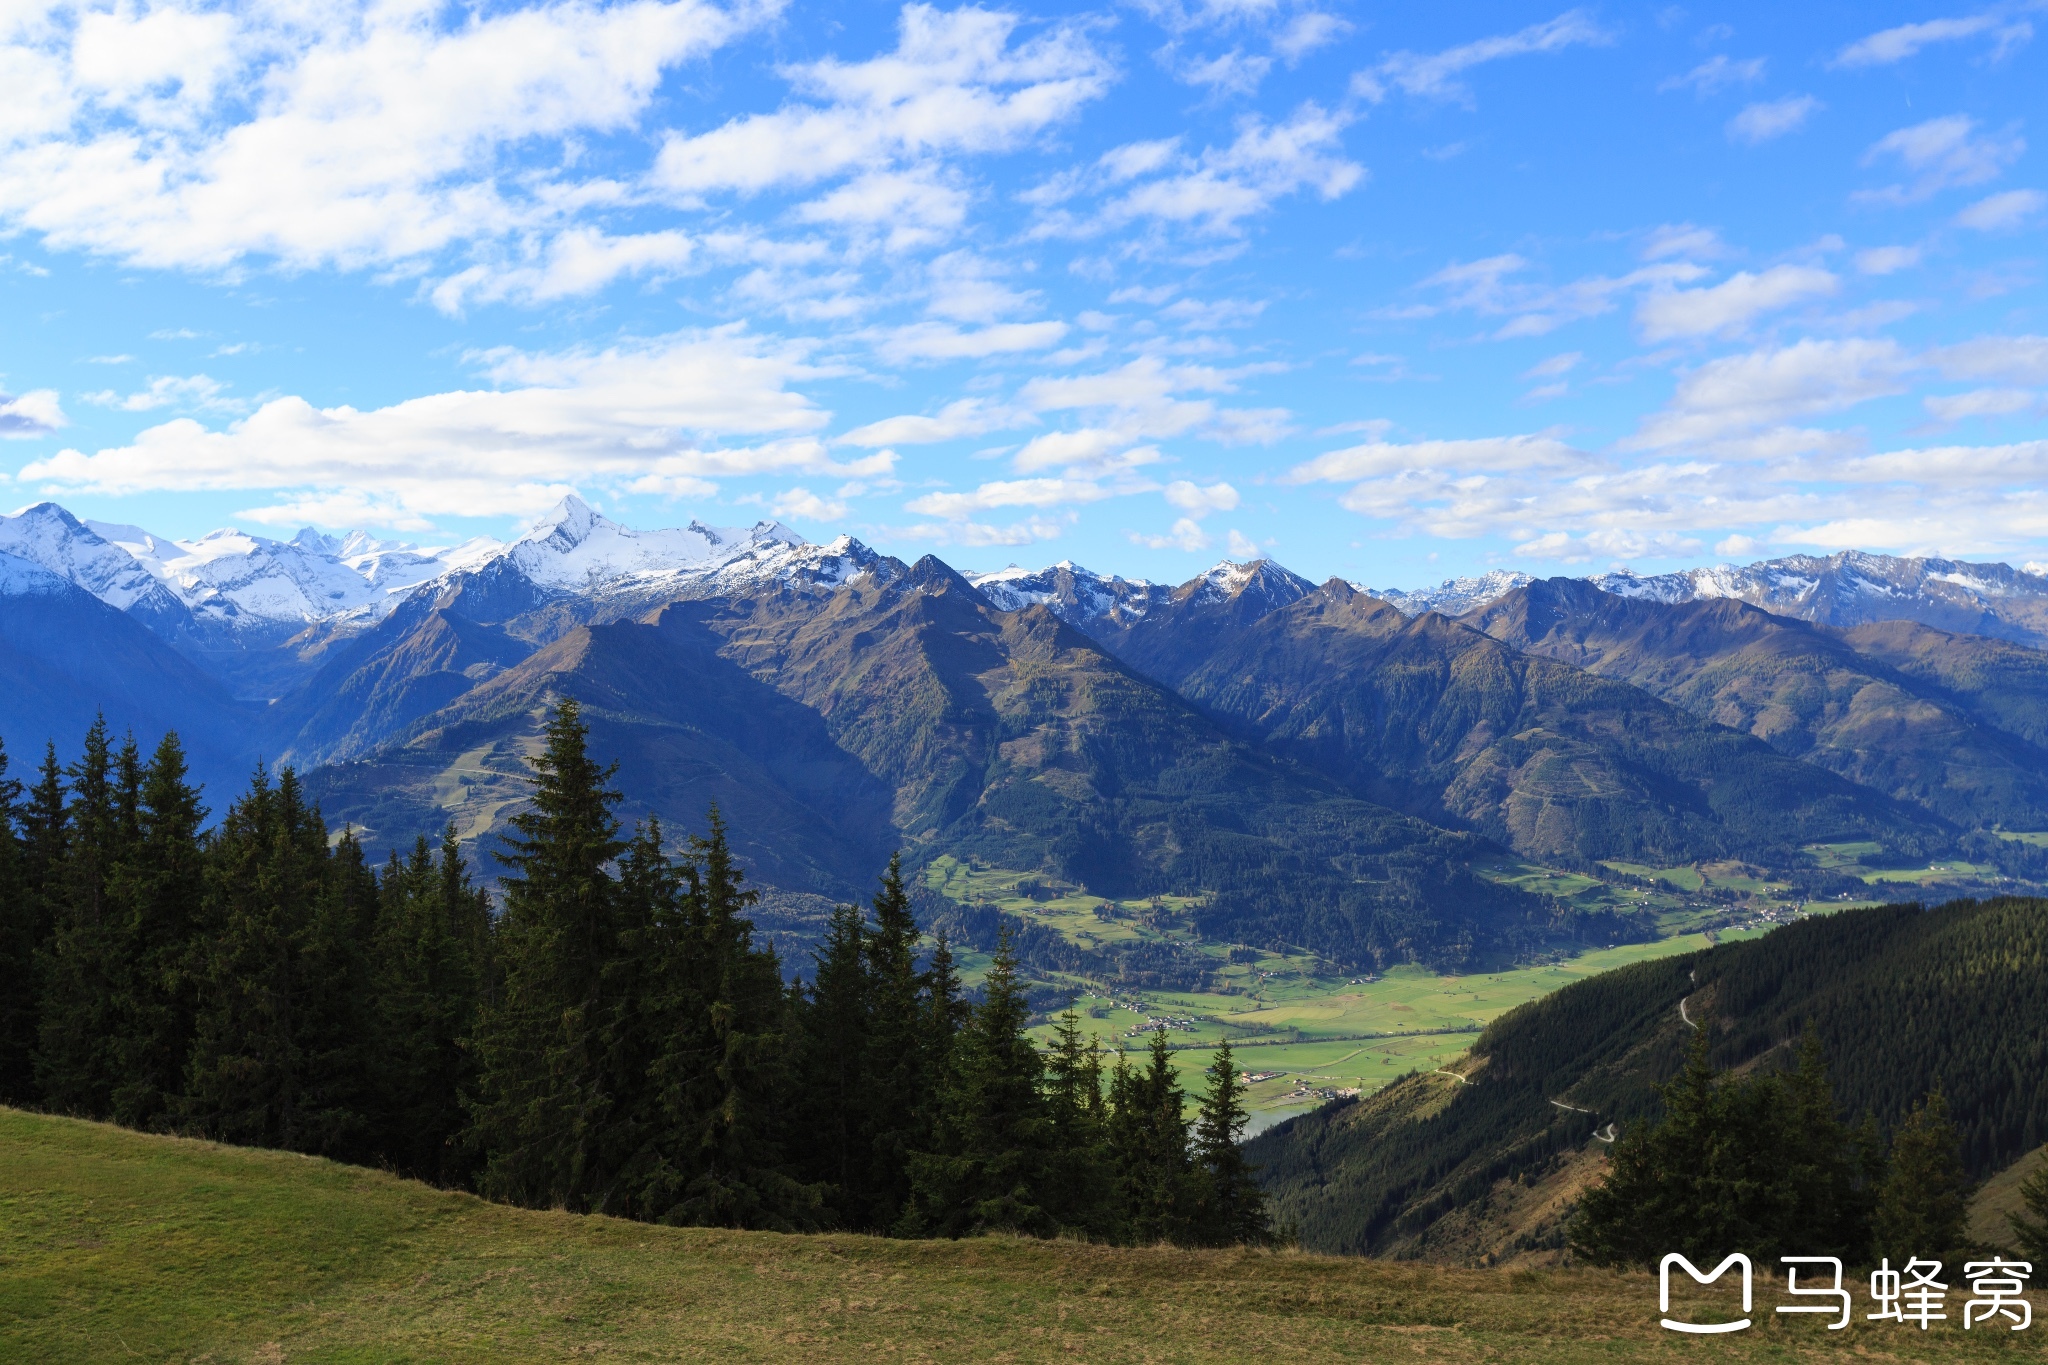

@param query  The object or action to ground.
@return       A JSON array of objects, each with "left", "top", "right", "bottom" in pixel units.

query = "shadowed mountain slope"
[
  {"left": 308, "top": 555, "right": 1585, "bottom": 968},
  {"left": 1096, "top": 575, "right": 1942, "bottom": 868},
  {"left": 0, "top": 552, "right": 258, "bottom": 790},
  {"left": 687, "top": 556, "right": 1565, "bottom": 968},
  {"left": 1467, "top": 579, "right": 2048, "bottom": 831},
  {"left": 1250, "top": 895, "right": 2048, "bottom": 1260},
  {"left": 306, "top": 604, "right": 899, "bottom": 897}
]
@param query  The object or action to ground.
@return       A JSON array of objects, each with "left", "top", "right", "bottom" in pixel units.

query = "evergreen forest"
[
  {"left": 0, "top": 703, "right": 1269, "bottom": 1247},
  {"left": 1251, "top": 895, "right": 2048, "bottom": 1259}
]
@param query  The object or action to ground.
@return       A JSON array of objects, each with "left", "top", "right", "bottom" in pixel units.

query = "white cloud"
[
  {"left": 80, "top": 373, "right": 242, "bottom": 413},
  {"left": 1409, "top": 254, "right": 1708, "bottom": 338},
  {"left": 1274, "top": 12, "right": 1350, "bottom": 62},
  {"left": 1286, "top": 434, "right": 1583, "bottom": 484},
  {"left": 1930, "top": 334, "right": 2048, "bottom": 384},
  {"left": 1635, "top": 265, "right": 1838, "bottom": 341},
  {"left": 1523, "top": 351, "right": 1582, "bottom": 379},
  {"left": 0, "top": 389, "right": 66, "bottom": 438},
  {"left": 1642, "top": 224, "right": 1729, "bottom": 261},
  {"left": 1834, "top": 14, "right": 2033, "bottom": 68},
  {"left": 652, "top": 5, "right": 1110, "bottom": 203},
  {"left": 839, "top": 398, "right": 1015, "bottom": 446},
  {"left": 1955, "top": 188, "right": 2047, "bottom": 230},
  {"left": 1129, "top": 517, "right": 1212, "bottom": 551},
  {"left": 1089, "top": 103, "right": 1363, "bottom": 238},
  {"left": 924, "top": 250, "right": 1037, "bottom": 323},
  {"left": 1855, "top": 245, "right": 1923, "bottom": 275},
  {"left": 1856, "top": 115, "right": 2025, "bottom": 206},
  {"left": 0, "top": 0, "right": 751, "bottom": 275},
  {"left": 768, "top": 487, "right": 850, "bottom": 521},
  {"left": 873, "top": 319, "right": 1069, "bottom": 362},
  {"left": 1352, "top": 10, "right": 1612, "bottom": 105},
  {"left": 1726, "top": 95, "right": 1821, "bottom": 144},
  {"left": 20, "top": 328, "right": 886, "bottom": 525},
  {"left": 905, "top": 476, "right": 1116, "bottom": 518},
  {"left": 1627, "top": 337, "right": 1912, "bottom": 451},
  {"left": 1923, "top": 388, "right": 2038, "bottom": 422},
  {"left": 432, "top": 229, "right": 695, "bottom": 313},
  {"left": 1009, "top": 356, "right": 1265, "bottom": 473},
  {"left": 1225, "top": 528, "right": 1259, "bottom": 556},
  {"left": 900, "top": 513, "right": 1070, "bottom": 547},
  {"left": 1660, "top": 54, "right": 1766, "bottom": 95},
  {"left": 1163, "top": 479, "right": 1240, "bottom": 515}
]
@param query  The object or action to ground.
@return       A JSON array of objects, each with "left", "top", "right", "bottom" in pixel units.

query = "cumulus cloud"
[
  {"left": 1031, "top": 103, "right": 1363, "bottom": 241},
  {"left": 1352, "top": 10, "right": 1612, "bottom": 105},
  {"left": 1834, "top": 14, "right": 2034, "bottom": 68},
  {"left": 1635, "top": 265, "right": 1838, "bottom": 341},
  {"left": 1955, "top": 188, "right": 2047, "bottom": 230},
  {"left": 1163, "top": 479, "right": 1239, "bottom": 514},
  {"left": 0, "top": 0, "right": 752, "bottom": 277},
  {"left": 1856, "top": 115, "right": 2025, "bottom": 206},
  {"left": 1129, "top": 517, "right": 1213, "bottom": 551},
  {"left": 19, "top": 328, "right": 887, "bottom": 526},
  {"left": 80, "top": 373, "right": 243, "bottom": 414},
  {"left": 1660, "top": 54, "right": 1766, "bottom": 95},
  {"left": 1627, "top": 337, "right": 1913, "bottom": 451},
  {"left": 1405, "top": 254, "right": 1707, "bottom": 338},
  {"left": 905, "top": 476, "right": 1117, "bottom": 518},
  {"left": 1727, "top": 95, "right": 1821, "bottom": 144},
  {"left": 1855, "top": 245, "right": 1923, "bottom": 275},
  {"left": 872, "top": 319, "right": 1069, "bottom": 363},
  {"left": 838, "top": 398, "right": 1016, "bottom": 446},
  {"left": 652, "top": 4, "right": 1110, "bottom": 238},
  {"left": 1923, "top": 388, "right": 2039, "bottom": 422},
  {"left": 0, "top": 389, "right": 67, "bottom": 438}
]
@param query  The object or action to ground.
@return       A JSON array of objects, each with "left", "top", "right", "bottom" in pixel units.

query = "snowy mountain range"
[{"left": 11, "top": 494, "right": 2048, "bottom": 662}]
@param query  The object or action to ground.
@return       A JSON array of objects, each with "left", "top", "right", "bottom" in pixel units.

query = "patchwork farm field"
[{"left": 924, "top": 855, "right": 1726, "bottom": 1129}]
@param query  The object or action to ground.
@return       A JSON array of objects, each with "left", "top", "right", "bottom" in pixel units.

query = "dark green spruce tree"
[
  {"left": 469, "top": 698, "right": 645, "bottom": 1212},
  {"left": 1042, "top": 1009, "right": 1113, "bottom": 1237},
  {"left": 1191, "top": 1038, "right": 1270, "bottom": 1246},
  {"left": 2010, "top": 1156, "right": 2048, "bottom": 1263},
  {"left": 35, "top": 718, "right": 134, "bottom": 1116},
  {"left": 179, "top": 766, "right": 372, "bottom": 1156},
  {"left": 107, "top": 733, "right": 207, "bottom": 1130},
  {"left": 370, "top": 826, "right": 490, "bottom": 1183},
  {"left": 1872, "top": 1087, "right": 1973, "bottom": 1265},
  {"left": 1108, "top": 1027, "right": 1193, "bottom": 1244},
  {"left": 639, "top": 809, "right": 818, "bottom": 1229},
  {"left": 0, "top": 737, "right": 32, "bottom": 1104},
  {"left": 796, "top": 900, "right": 869, "bottom": 1215},
  {"left": 903, "top": 931, "right": 1054, "bottom": 1237},
  {"left": 860, "top": 853, "right": 926, "bottom": 1231}
]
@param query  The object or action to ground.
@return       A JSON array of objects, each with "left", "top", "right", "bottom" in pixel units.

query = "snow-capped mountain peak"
[
  {"left": 2, "top": 504, "right": 190, "bottom": 623},
  {"left": 504, "top": 495, "right": 811, "bottom": 591},
  {"left": 1363, "top": 569, "right": 1536, "bottom": 618},
  {"left": 967, "top": 560, "right": 1167, "bottom": 626}
]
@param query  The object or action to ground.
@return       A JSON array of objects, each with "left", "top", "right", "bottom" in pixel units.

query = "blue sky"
[{"left": 1, "top": 1, "right": 2044, "bottom": 589}]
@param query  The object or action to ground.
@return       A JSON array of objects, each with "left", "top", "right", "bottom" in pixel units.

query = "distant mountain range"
[{"left": 3, "top": 496, "right": 2046, "bottom": 968}]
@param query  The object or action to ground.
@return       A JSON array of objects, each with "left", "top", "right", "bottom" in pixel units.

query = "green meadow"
[
  {"left": 8, "top": 1107, "right": 2039, "bottom": 1364},
  {"left": 924, "top": 855, "right": 1726, "bottom": 1128}
]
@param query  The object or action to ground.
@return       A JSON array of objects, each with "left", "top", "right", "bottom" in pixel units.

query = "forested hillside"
[
  {"left": 0, "top": 702, "right": 1270, "bottom": 1248},
  {"left": 1249, "top": 897, "right": 2048, "bottom": 1259},
  {"left": 1092, "top": 575, "right": 1942, "bottom": 868},
  {"left": 1469, "top": 578, "right": 2048, "bottom": 832}
]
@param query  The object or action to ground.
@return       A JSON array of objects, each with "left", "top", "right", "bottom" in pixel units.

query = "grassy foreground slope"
[{"left": 5, "top": 1109, "right": 2031, "bottom": 1363}]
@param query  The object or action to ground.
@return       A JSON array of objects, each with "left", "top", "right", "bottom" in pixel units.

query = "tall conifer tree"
[
  {"left": 1191, "top": 1039, "right": 1270, "bottom": 1246},
  {"left": 0, "top": 738, "right": 31, "bottom": 1104},
  {"left": 1872, "top": 1087, "right": 1972, "bottom": 1264},
  {"left": 860, "top": 853, "right": 924, "bottom": 1230},
  {"left": 108, "top": 733, "right": 207, "bottom": 1129},
  {"left": 903, "top": 931, "right": 1054, "bottom": 1237},
  {"left": 36, "top": 717, "right": 130, "bottom": 1115},
  {"left": 470, "top": 698, "right": 643, "bottom": 1212}
]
